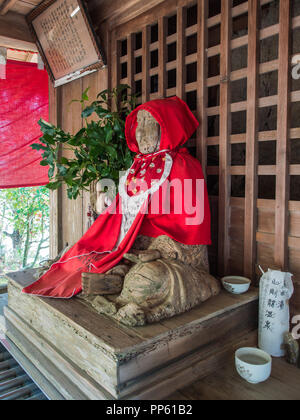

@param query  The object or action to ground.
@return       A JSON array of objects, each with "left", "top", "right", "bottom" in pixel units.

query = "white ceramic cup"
[
  {"left": 221, "top": 276, "right": 251, "bottom": 295},
  {"left": 235, "top": 347, "right": 272, "bottom": 384}
]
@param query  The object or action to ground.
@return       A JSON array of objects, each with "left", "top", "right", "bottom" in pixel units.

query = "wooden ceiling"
[
  {"left": 0, "top": 0, "right": 165, "bottom": 56},
  {"left": 0, "top": 0, "right": 41, "bottom": 16},
  {"left": 0, "top": 0, "right": 40, "bottom": 53}
]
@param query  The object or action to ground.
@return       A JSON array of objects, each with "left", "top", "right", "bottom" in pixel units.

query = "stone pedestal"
[{"left": 3, "top": 270, "right": 258, "bottom": 400}]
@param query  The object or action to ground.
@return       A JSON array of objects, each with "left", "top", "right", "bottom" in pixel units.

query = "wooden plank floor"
[
  {"left": 2, "top": 282, "right": 298, "bottom": 400},
  {"left": 1, "top": 291, "right": 50, "bottom": 400},
  {"left": 168, "top": 358, "right": 300, "bottom": 400},
  {"left": 0, "top": 344, "right": 47, "bottom": 400},
  {"left": 5, "top": 271, "right": 259, "bottom": 399}
]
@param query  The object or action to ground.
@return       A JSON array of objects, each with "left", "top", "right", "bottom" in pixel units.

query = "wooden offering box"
[{"left": 3, "top": 270, "right": 258, "bottom": 400}]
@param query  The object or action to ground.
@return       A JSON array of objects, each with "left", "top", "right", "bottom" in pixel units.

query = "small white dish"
[
  {"left": 235, "top": 347, "right": 272, "bottom": 384},
  {"left": 221, "top": 276, "right": 251, "bottom": 295}
]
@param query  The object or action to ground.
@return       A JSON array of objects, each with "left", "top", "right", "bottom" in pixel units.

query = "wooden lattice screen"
[{"left": 110, "top": 0, "right": 300, "bottom": 300}]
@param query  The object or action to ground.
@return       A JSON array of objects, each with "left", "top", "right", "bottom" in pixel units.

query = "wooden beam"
[
  {"left": 0, "top": 0, "right": 19, "bottom": 16},
  {"left": 0, "top": 11, "right": 36, "bottom": 49},
  {"left": 0, "top": 35, "right": 37, "bottom": 52},
  {"left": 89, "top": 0, "right": 166, "bottom": 29},
  {"left": 274, "top": 0, "right": 291, "bottom": 271},
  {"left": 244, "top": 0, "right": 259, "bottom": 281},
  {"left": 218, "top": 0, "right": 232, "bottom": 276}
]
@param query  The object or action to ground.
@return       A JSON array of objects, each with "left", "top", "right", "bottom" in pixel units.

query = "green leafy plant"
[{"left": 32, "top": 85, "right": 136, "bottom": 200}]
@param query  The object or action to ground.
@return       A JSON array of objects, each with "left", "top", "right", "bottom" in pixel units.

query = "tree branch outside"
[{"left": 0, "top": 186, "right": 50, "bottom": 286}]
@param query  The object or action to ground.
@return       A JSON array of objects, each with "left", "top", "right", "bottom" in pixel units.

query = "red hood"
[{"left": 125, "top": 96, "right": 199, "bottom": 153}]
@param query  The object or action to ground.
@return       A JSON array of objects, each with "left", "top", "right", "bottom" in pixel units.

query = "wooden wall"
[{"left": 50, "top": 0, "right": 300, "bottom": 316}]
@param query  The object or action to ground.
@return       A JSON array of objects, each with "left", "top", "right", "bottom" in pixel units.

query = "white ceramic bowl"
[
  {"left": 221, "top": 276, "right": 251, "bottom": 295},
  {"left": 235, "top": 347, "right": 272, "bottom": 384}
]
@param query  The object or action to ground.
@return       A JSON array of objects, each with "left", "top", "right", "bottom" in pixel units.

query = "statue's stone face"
[{"left": 136, "top": 110, "right": 161, "bottom": 154}]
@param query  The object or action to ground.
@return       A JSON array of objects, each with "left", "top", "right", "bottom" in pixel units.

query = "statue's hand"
[
  {"left": 81, "top": 264, "right": 131, "bottom": 296},
  {"left": 81, "top": 272, "right": 123, "bottom": 296},
  {"left": 107, "top": 264, "right": 131, "bottom": 277},
  {"left": 81, "top": 252, "right": 161, "bottom": 296},
  {"left": 124, "top": 249, "right": 161, "bottom": 264}
]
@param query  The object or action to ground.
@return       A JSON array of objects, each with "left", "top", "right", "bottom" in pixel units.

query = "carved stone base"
[{"left": 4, "top": 270, "right": 258, "bottom": 400}]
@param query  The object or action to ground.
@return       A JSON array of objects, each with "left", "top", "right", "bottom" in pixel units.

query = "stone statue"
[
  {"left": 80, "top": 109, "right": 220, "bottom": 327},
  {"left": 23, "top": 97, "right": 220, "bottom": 325}
]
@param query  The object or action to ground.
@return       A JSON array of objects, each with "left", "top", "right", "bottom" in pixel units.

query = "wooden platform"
[
  {"left": 169, "top": 358, "right": 300, "bottom": 401},
  {"left": 3, "top": 270, "right": 259, "bottom": 400}
]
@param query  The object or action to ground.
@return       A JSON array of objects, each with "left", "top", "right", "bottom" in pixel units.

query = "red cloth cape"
[{"left": 23, "top": 96, "right": 211, "bottom": 298}]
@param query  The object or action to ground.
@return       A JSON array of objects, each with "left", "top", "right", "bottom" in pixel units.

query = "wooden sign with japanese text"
[{"left": 27, "top": 0, "right": 106, "bottom": 87}]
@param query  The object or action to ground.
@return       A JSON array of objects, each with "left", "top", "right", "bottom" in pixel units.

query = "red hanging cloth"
[{"left": 0, "top": 60, "right": 49, "bottom": 189}]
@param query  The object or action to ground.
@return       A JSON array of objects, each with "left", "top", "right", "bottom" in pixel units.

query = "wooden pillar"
[
  {"left": 244, "top": 0, "right": 259, "bottom": 280},
  {"left": 111, "top": 33, "right": 119, "bottom": 91},
  {"left": 82, "top": 67, "right": 109, "bottom": 235},
  {"left": 142, "top": 25, "right": 150, "bottom": 103},
  {"left": 197, "top": 0, "right": 208, "bottom": 171},
  {"left": 176, "top": 6, "right": 186, "bottom": 100},
  {"left": 218, "top": 0, "right": 232, "bottom": 276},
  {"left": 275, "top": 0, "right": 291, "bottom": 270},
  {"left": 127, "top": 33, "right": 135, "bottom": 91},
  {"left": 60, "top": 78, "right": 84, "bottom": 247},
  {"left": 49, "top": 81, "right": 63, "bottom": 258},
  {"left": 158, "top": 16, "right": 167, "bottom": 99}
]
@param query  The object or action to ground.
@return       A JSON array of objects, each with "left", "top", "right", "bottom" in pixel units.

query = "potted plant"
[{"left": 32, "top": 85, "right": 135, "bottom": 214}]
